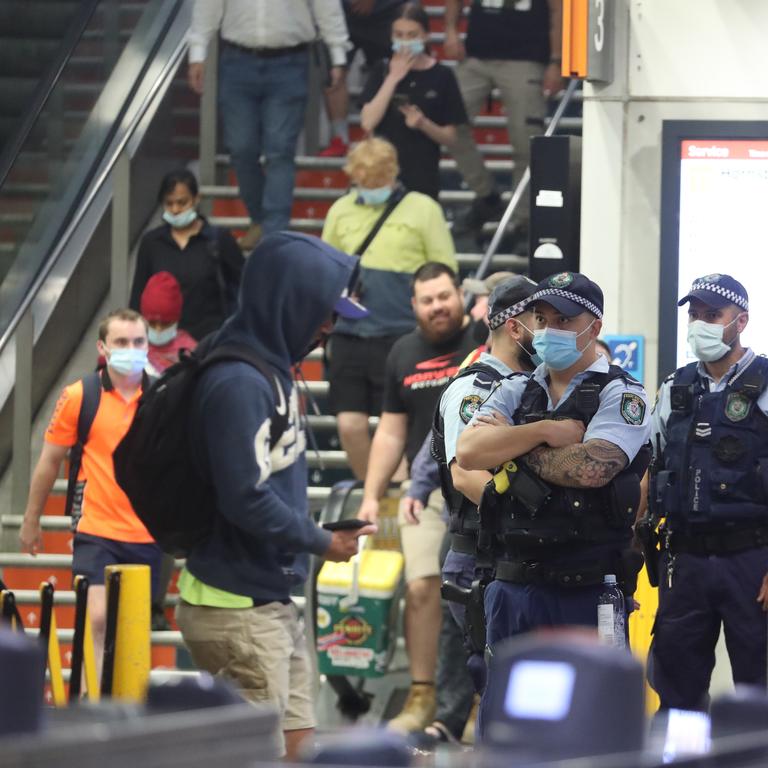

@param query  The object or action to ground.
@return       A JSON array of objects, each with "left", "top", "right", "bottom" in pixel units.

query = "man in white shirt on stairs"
[{"left": 188, "top": 0, "right": 350, "bottom": 250}]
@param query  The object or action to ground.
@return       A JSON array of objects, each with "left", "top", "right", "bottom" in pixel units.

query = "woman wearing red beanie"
[{"left": 140, "top": 271, "right": 198, "bottom": 375}]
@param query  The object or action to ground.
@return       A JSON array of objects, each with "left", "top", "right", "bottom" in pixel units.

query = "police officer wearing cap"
[
  {"left": 456, "top": 272, "right": 651, "bottom": 725},
  {"left": 647, "top": 273, "right": 768, "bottom": 711},
  {"left": 434, "top": 277, "right": 538, "bottom": 637}
]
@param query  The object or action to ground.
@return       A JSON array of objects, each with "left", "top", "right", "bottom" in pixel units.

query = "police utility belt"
[
  {"left": 664, "top": 523, "right": 768, "bottom": 556},
  {"left": 495, "top": 558, "right": 608, "bottom": 587}
]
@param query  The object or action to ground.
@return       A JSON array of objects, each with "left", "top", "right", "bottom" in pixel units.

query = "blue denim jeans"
[{"left": 218, "top": 45, "right": 309, "bottom": 234}]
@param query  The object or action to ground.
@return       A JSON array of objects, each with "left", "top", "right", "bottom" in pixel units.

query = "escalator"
[{"left": 0, "top": 0, "right": 194, "bottom": 476}]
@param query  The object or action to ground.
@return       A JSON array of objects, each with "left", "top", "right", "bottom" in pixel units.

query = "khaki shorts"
[
  {"left": 176, "top": 600, "right": 314, "bottom": 754},
  {"left": 399, "top": 481, "right": 447, "bottom": 583}
]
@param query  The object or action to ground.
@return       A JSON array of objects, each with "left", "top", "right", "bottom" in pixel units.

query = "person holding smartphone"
[{"left": 360, "top": 3, "right": 467, "bottom": 200}]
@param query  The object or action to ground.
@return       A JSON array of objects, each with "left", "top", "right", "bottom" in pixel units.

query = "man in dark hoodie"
[{"left": 175, "top": 232, "right": 375, "bottom": 760}]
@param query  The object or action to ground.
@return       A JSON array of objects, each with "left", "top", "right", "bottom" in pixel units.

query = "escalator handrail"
[
  {"left": 0, "top": 0, "right": 102, "bottom": 191},
  {"left": 0, "top": 0, "right": 187, "bottom": 356}
]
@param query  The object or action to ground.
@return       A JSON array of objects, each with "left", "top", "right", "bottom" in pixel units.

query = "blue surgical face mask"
[
  {"left": 148, "top": 324, "right": 178, "bottom": 347},
  {"left": 687, "top": 316, "right": 741, "bottom": 362},
  {"left": 392, "top": 38, "right": 425, "bottom": 56},
  {"left": 163, "top": 207, "right": 198, "bottom": 229},
  {"left": 532, "top": 320, "right": 596, "bottom": 371},
  {"left": 107, "top": 347, "right": 148, "bottom": 376},
  {"left": 357, "top": 186, "right": 392, "bottom": 206}
]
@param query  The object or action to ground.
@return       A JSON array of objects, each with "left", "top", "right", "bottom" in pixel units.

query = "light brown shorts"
[
  {"left": 176, "top": 600, "right": 314, "bottom": 754},
  {"left": 399, "top": 481, "right": 447, "bottom": 583}
]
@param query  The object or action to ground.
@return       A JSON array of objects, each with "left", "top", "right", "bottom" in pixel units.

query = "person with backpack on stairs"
[
  {"left": 167, "top": 232, "right": 376, "bottom": 761},
  {"left": 19, "top": 309, "right": 162, "bottom": 679}
]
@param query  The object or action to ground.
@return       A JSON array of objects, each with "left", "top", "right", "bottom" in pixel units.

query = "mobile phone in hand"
[
  {"left": 322, "top": 518, "right": 369, "bottom": 532},
  {"left": 392, "top": 93, "right": 411, "bottom": 109}
]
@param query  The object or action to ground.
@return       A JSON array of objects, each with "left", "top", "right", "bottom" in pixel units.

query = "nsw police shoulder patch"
[
  {"left": 459, "top": 394, "right": 483, "bottom": 424},
  {"left": 620, "top": 392, "right": 646, "bottom": 425},
  {"left": 725, "top": 391, "right": 751, "bottom": 422}
]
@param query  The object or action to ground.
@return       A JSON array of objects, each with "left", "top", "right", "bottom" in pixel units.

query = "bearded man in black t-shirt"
[{"left": 359, "top": 263, "right": 477, "bottom": 733}]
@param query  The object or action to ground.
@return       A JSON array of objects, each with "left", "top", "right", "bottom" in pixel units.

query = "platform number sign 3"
[{"left": 594, "top": 0, "right": 605, "bottom": 52}]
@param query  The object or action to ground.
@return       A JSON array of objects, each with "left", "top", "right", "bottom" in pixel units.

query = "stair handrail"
[
  {"left": 471, "top": 77, "right": 582, "bottom": 285},
  {"left": 0, "top": 3, "right": 188, "bottom": 357},
  {"left": 0, "top": 0, "right": 102, "bottom": 192}
]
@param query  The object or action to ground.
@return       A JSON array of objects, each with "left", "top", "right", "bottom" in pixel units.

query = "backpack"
[
  {"left": 113, "top": 340, "right": 288, "bottom": 556},
  {"left": 64, "top": 372, "right": 102, "bottom": 532}
]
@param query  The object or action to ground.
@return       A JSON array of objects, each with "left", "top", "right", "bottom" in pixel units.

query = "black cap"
[
  {"left": 677, "top": 273, "right": 749, "bottom": 311},
  {"left": 487, "top": 275, "right": 538, "bottom": 330},
  {"left": 522, "top": 272, "right": 604, "bottom": 319}
]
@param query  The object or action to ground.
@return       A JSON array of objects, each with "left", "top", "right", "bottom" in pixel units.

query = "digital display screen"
[
  {"left": 504, "top": 660, "right": 576, "bottom": 721},
  {"left": 673, "top": 139, "right": 768, "bottom": 368},
  {"left": 662, "top": 708, "right": 711, "bottom": 763}
]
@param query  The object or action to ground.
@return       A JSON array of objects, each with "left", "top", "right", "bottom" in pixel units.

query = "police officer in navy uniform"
[
  {"left": 648, "top": 273, "right": 768, "bottom": 711},
  {"left": 456, "top": 272, "right": 651, "bottom": 729}
]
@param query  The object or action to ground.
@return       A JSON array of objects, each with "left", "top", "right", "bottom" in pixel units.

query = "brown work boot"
[
  {"left": 386, "top": 682, "right": 436, "bottom": 733},
  {"left": 237, "top": 222, "right": 262, "bottom": 251}
]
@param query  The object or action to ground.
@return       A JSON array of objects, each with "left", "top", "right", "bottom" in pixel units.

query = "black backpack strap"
[
  {"left": 353, "top": 185, "right": 407, "bottom": 256},
  {"left": 64, "top": 372, "right": 102, "bottom": 518},
  {"left": 201, "top": 345, "right": 289, "bottom": 446}
]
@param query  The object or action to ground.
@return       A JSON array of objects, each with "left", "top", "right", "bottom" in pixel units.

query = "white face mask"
[
  {"left": 687, "top": 315, "right": 741, "bottom": 362},
  {"left": 148, "top": 324, "right": 178, "bottom": 347}
]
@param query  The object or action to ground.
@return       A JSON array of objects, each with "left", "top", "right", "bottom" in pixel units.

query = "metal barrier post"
[
  {"left": 11, "top": 310, "right": 33, "bottom": 519},
  {"left": 1, "top": 590, "right": 18, "bottom": 631},
  {"left": 199, "top": 37, "right": 219, "bottom": 216},
  {"left": 69, "top": 575, "right": 99, "bottom": 702},
  {"left": 102, "top": 564, "right": 151, "bottom": 702},
  {"left": 110, "top": 150, "right": 131, "bottom": 308},
  {"left": 39, "top": 582, "right": 66, "bottom": 707}
]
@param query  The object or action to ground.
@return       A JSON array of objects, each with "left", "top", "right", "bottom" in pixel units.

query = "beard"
[{"left": 419, "top": 305, "right": 465, "bottom": 343}]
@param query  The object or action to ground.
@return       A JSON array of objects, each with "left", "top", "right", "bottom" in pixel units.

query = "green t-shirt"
[{"left": 177, "top": 567, "right": 253, "bottom": 608}]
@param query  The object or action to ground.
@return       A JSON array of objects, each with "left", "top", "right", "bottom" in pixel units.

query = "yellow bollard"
[
  {"left": 103, "top": 564, "right": 151, "bottom": 702},
  {"left": 629, "top": 565, "right": 660, "bottom": 715}
]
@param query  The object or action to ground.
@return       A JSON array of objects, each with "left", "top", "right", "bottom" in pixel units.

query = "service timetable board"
[{"left": 676, "top": 140, "right": 768, "bottom": 367}]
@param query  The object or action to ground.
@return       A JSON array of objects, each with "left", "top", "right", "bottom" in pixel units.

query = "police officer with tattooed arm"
[
  {"left": 456, "top": 272, "right": 651, "bottom": 730},
  {"left": 642, "top": 274, "right": 768, "bottom": 711}
]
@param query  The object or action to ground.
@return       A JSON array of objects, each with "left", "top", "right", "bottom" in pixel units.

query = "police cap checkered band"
[
  {"left": 677, "top": 273, "right": 749, "bottom": 311},
  {"left": 487, "top": 276, "right": 537, "bottom": 330},
  {"left": 488, "top": 300, "right": 529, "bottom": 330},
  {"left": 526, "top": 288, "right": 603, "bottom": 318},
  {"left": 520, "top": 272, "right": 604, "bottom": 319}
]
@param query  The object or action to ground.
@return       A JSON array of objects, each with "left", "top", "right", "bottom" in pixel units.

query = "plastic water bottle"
[{"left": 597, "top": 574, "right": 626, "bottom": 649}]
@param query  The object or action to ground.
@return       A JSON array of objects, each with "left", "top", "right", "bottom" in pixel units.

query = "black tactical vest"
[
  {"left": 496, "top": 366, "right": 651, "bottom": 552},
  {"left": 431, "top": 362, "right": 525, "bottom": 537},
  {"left": 657, "top": 355, "right": 768, "bottom": 529}
]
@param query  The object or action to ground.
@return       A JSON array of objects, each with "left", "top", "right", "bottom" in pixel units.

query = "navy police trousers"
[{"left": 649, "top": 547, "right": 768, "bottom": 711}]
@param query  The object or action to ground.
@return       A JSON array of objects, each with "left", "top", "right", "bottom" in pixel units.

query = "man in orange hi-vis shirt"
[{"left": 19, "top": 308, "right": 162, "bottom": 675}]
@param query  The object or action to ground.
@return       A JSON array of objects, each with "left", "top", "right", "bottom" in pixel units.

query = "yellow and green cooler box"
[{"left": 316, "top": 548, "right": 404, "bottom": 677}]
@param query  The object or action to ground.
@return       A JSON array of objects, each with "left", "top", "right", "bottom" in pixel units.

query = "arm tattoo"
[{"left": 525, "top": 439, "right": 628, "bottom": 489}]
